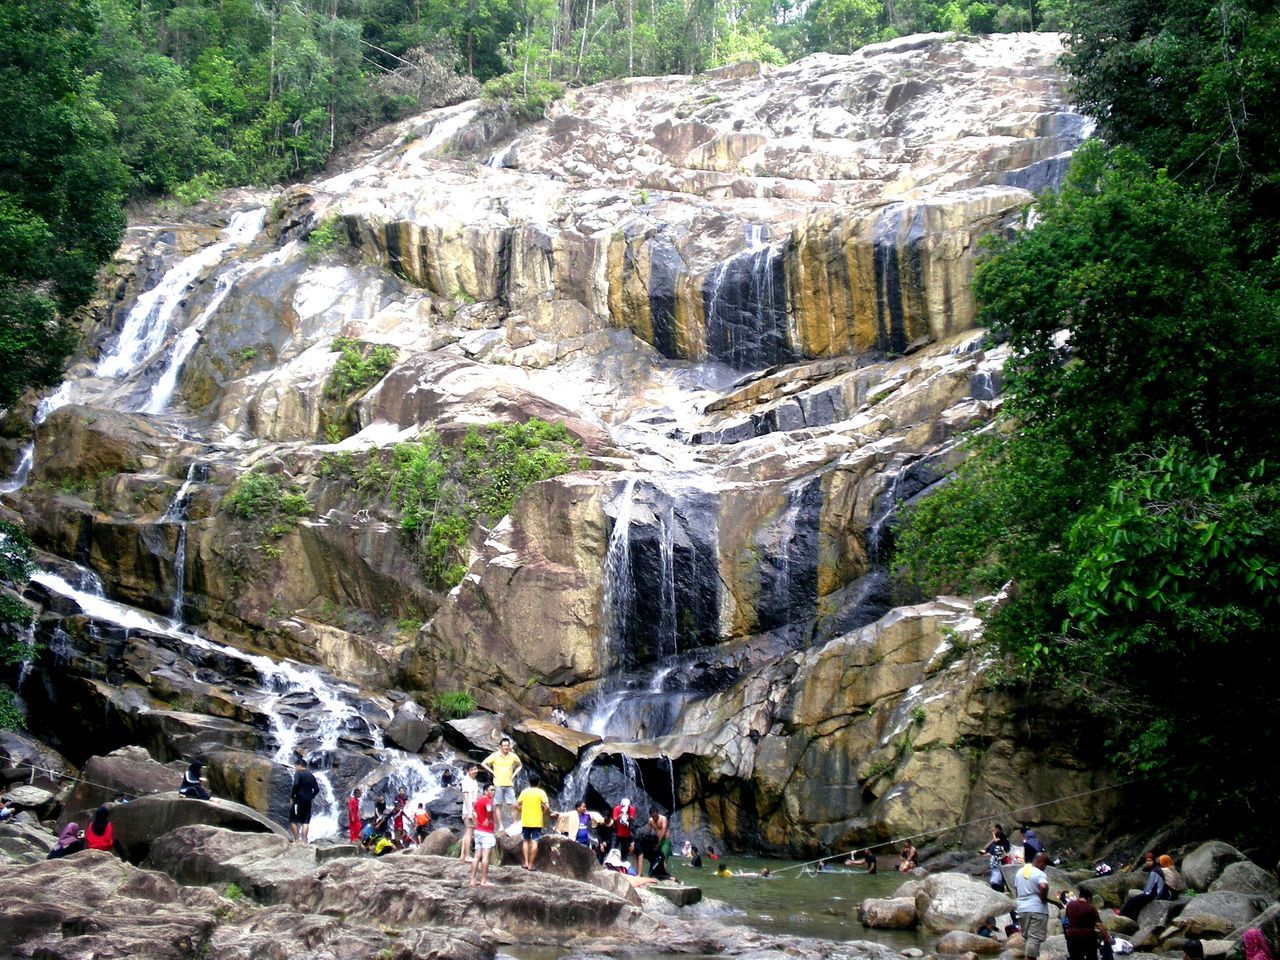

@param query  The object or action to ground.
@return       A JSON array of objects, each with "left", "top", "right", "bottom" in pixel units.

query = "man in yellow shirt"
[
  {"left": 516, "top": 771, "right": 551, "bottom": 871},
  {"left": 481, "top": 737, "right": 522, "bottom": 831}
]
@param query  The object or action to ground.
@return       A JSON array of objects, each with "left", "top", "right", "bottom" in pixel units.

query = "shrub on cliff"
[
  {"left": 0, "top": 520, "right": 36, "bottom": 728},
  {"left": 389, "top": 419, "right": 586, "bottom": 588}
]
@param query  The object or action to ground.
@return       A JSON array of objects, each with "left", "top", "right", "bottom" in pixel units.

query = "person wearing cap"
[
  {"left": 612, "top": 796, "right": 638, "bottom": 873},
  {"left": 179, "top": 759, "right": 211, "bottom": 800}
]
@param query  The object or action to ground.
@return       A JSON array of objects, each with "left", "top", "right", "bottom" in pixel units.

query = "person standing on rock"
[
  {"left": 517, "top": 772, "right": 551, "bottom": 870},
  {"left": 612, "top": 796, "right": 638, "bottom": 873},
  {"left": 981, "top": 824, "right": 1011, "bottom": 890},
  {"left": 178, "top": 759, "right": 211, "bottom": 800},
  {"left": 289, "top": 757, "right": 320, "bottom": 845},
  {"left": 1020, "top": 827, "right": 1043, "bottom": 863},
  {"left": 459, "top": 763, "right": 480, "bottom": 863},
  {"left": 1016, "top": 851, "right": 1051, "bottom": 960},
  {"left": 1065, "top": 884, "right": 1112, "bottom": 960},
  {"left": 482, "top": 737, "right": 522, "bottom": 831},
  {"left": 469, "top": 781, "right": 498, "bottom": 887},
  {"left": 347, "top": 788, "right": 363, "bottom": 844},
  {"left": 646, "top": 807, "right": 671, "bottom": 871}
]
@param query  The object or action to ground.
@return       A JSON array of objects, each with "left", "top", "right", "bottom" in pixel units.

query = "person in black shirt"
[
  {"left": 290, "top": 756, "right": 320, "bottom": 844},
  {"left": 179, "top": 759, "right": 211, "bottom": 800}
]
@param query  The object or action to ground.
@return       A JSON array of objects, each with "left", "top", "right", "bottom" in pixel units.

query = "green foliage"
[
  {"left": 431, "top": 689, "right": 477, "bottom": 719},
  {"left": 481, "top": 73, "right": 564, "bottom": 123},
  {"left": 326, "top": 340, "right": 397, "bottom": 401},
  {"left": 895, "top": 138, "right": 1280, "bottom": 831},
  {"left": 0, "top": 0, "right": 128, "bottom": 407},
  {"left": 306, "top": 216, "right": 345, "bottom": 261},
  {"left": 1064, "top": 0, "right": 1280, "bottom": 262},
  {"left": 224, "top": 471, "right": 312, "bottom": 554},
  {"left": 223, "top": 882, "right": 245, "bottom": 901},
  {"left": 387, "top": 419, "right": 582, "bottom": 587},
  {"left": 0, "top": 521, "right": 35, "bottom": 730}
]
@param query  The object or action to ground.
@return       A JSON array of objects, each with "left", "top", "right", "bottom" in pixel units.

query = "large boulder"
[
  {"left": 0, "top": 815, "right": 57, "bottom": 864},
  {"left": 109, "top": 793, "right": 289, "bottom": 863},
  {"left": 497, "top": 829, "right": 600, "bottom": 880},
  {"left": 1136, "top": 898, "right": 1187, "bottom": 930},
  {"left": 415, "top": 827, "right": 455, "bottom": 856},
  {"left": 1079, "top": 871, "right": 1147, "bottom": 908},
  {"left": 58, "top": 746, "right": 182, "bottom": 827},
  {"left": 512, "top": 718, "right": 602, "bottom": 780},
  {"left": 1183, "top": 842, "right": 1249, "bottom": 892},
  {"left": 915, "top": 872, "right": 1015, "bottom": 933},
  {"left": 384, "top": 699, "right": 439, "bottom": 754},
  {"left": 0, "top": 730, "right": 77, "bottom": 792},
  {"left": 860, "top": 896, "right": 918, "bottom": 929},
  {"left": 444, "top": 713, "right": 509, "bottom": 758},
  {"left": 1174, "top": 891, "right": 1270, "bottom": 937},
  {"left": 935, "top": 931, "right": 1003, "bottom": 954},
  {"left": 146, "top": 824, "right": 317, "bottom": 904},
  {"left": 3, "top": 783, "right": 58, "bottom": 819},
  {"left": 1210, "top": 861, "right": 1280, "bottom": 899},
  {"left": 1230, "top": 902, "right": 1280, "bottom": 945}
]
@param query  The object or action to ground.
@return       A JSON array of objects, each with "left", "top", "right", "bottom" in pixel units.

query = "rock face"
[
  {"left": 1210, "top": 860, "right": 1280, "bottom": 899},
  {"left": 4, "top": 30, "right": 1106, "bottom": 859},
  {"left": 913, "top": 872, "right": 1015, "bottom": 934},
  {"left": 109, "top": 794, "right": 290, "bottom": 863}
]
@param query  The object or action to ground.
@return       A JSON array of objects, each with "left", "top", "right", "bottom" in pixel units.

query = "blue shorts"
[
  {"left": 494, "top": 786, "right": 517, "bottom": 805},
  {"left": 522, "top": 827, "right": 543, "bottom": 841}
]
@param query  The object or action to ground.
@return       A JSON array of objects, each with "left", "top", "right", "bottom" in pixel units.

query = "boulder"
[
  {"left": 497, "top": 829, "right": 600, "bottom": 880},
  {"left": 916, "top": 873, "right": 1016, "bottom": 933},
  {"left": 1037, "top": 935, "right": 1069, "bottom": 960},
  {"left": 1229, "top": 901, "right": 1280, "bottom": 944},
  {"left": 1137, "top": 898, "right": 1187, "bottom": 930},
  {"left": 146, "top": 824, "right": 317, "bottom": 904},
  {"left": 1105, "top": 914, "right": 1140, "bottom": 935},
  {"left": 860, "top": 896, "right": 919, "bottom": 929},
  {"left": 0, "top": 730, "right": 77, "bottom": 791},
  {"left": 512, "top": 718, "right": 602, "bottom": 780},
  {"left": 110, "top": 793, "right": 289, "bottom": 863},
  {"left": 415, "top": 826, "right": 455, "bottom": 856},
  {"left": 58, "top": 746, "right": 181, "bottom": 827},
  {"left": 444, "top": 713, "right": 509, "bottom": 757},
  {"left": 1183, "top": 842, "right": 1249, "bottom": 892},
  {"left": 1174, "top": 891, "right": 1270, "bottom": 937},
  {"left": 0, "top": 816, "right": 57, "bottom": 864},
  {"left": 936, "top": 931, "right": 1003, "bottom": 954},
  {"left": 3, "top": 783, "right": 58, "bottom": 819},
  {"left": 1079, "top": 872, "right": 1147, "bottom": 908},
  {"left": 1210, "top": 861, "right": 1280, "bottom": 899},
  {"left": 649, "top": 883, "right": 703, "bottom": 907},
  {"left": 384, "top": 699, "right": 438, "bottom": 754}
]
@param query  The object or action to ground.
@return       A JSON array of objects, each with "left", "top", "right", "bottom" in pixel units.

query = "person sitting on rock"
[
  {"left": 1119, "top": 852, "right": 1167, "bottom": 918},
  {"left": 977, "top": 916, "right": 1001, "bottom": 940},
  {"left": 178, "top": 758, "right": 211, "bottom": 800},
  {"left": 1158, "top": 855, "right": 1184, "bottom": 896},
  {"left": 47, "top": 821, "right": 85, "bottom": 860},
  {"left": 0, "top": 795, "right": 13, "bottom": 821},
  {"left": 84, "top": 805, "right": 117, "bottom": 856}
]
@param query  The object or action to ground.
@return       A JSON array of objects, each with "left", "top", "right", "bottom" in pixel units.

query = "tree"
[
  {"left": 0, "top": 520, "right": 36, "bottom": 729},
  {"left": 0, "top": 0, "right": 128, "bottom": 407}
]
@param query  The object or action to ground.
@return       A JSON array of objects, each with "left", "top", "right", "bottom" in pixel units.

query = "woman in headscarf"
[
  {"left": 981, "top": 824, "right": 1011, "bottom": 890},
  {"left": 84, "top": 806, "right": 116, "bottom": 855},
  {"left": 1243, "top": 929, "right": 1275, "bottom": 960},
  {"left": 47, "top": 822, "right": 85, "bottom": 859},
  {"left": 178, "top": 758, "right": 211, "bottom": 800},
  {"left": 1159, "top": 855, "right": 1184, "bottom": 895}
]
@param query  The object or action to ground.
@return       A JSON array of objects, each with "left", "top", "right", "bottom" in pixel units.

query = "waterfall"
[
  {"left": 0, "top": 443, "right": 33, "bottom": 494},
  {"left": 161, "top": 464, "right": 205, "bottom": 621},
  {"left": 600, "top": 478, "right": 637, "bottom": 674},
  {"left": 703, "top": 224, "right": 792, "bottom": 370},
  {"left": 657, "top": 501, "right": 678, "bottom": 659},
  {"left": 97, "top": 208, "right": 266, "bottom": 380},
  {"left": 30, "top": 563, "right": 440, "bottom": 839},
  {"left": 141, "top": 239, "right": 296, "bottom": 414},
  {"left": 15, "top": 623, "right": 37, "bottom": 689}
]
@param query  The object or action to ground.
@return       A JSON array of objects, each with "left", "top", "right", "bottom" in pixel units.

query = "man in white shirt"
[
  {"left": 1016, "top": 852, "right": 1051, "bottom": 959},
  {"left": 459, "top": 763, "right": 480, "bottom": 862}
]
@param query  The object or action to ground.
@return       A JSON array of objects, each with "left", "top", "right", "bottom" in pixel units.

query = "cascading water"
[
  {"left": 30, "top": 563, "right": 442, "bottom": 838},
  {"left": 703, "top": 224, "right": 793, "bottom": 370},
  {"left": 583, "top": 478, "right": 639, "bottom": 736},
  {"left": 161, "top": 464, "right": 205, "bottom": 620},
  {"left": 141, "top": 239, "right": 297, "bottom": 414},
  {"left": 97, "top": 209, "right": 266, "bottom": 380},
  {"left": 0, "top": 443, "right": 33, "bottom": 494}
]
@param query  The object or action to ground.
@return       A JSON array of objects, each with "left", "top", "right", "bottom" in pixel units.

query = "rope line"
[{"left": 770, "top": 770, "right": 1157, "bottom": 875}]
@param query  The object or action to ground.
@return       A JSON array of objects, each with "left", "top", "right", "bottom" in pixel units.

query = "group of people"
[
  {"left": 344, "top": 785, "right": 435, "bottom": 855},
  {"left": 979, "top": 823, "right": 1044, "bottom": 890},
  {"left": 45, "top": 805, "right": 118, "bottom": 859}
]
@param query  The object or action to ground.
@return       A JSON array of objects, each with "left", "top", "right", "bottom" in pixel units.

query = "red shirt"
[
  {"left": 475, "top": 794, "right": 495, "bottom": 834},
  {"left": 86, "top": 822, "right": 113, "bottom": 851},
  {"left": 612, "top": 804, "right": 636, "bottom": 838},
  {"left": 347, "top": 796, "right": 361, "bottom": 840}
]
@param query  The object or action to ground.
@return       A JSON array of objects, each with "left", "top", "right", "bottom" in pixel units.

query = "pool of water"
[{"left": 502, "top": 855, "right": 926, "bottom": 960}]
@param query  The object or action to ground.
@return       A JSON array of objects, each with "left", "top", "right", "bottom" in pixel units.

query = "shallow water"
[{"left": 503, "top": 855, "right": 928, "bottom": 960}]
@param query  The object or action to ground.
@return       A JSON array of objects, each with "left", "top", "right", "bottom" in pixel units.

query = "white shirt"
[{"left": 461, "top": 775, "right": 480, "bottom": 816}]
